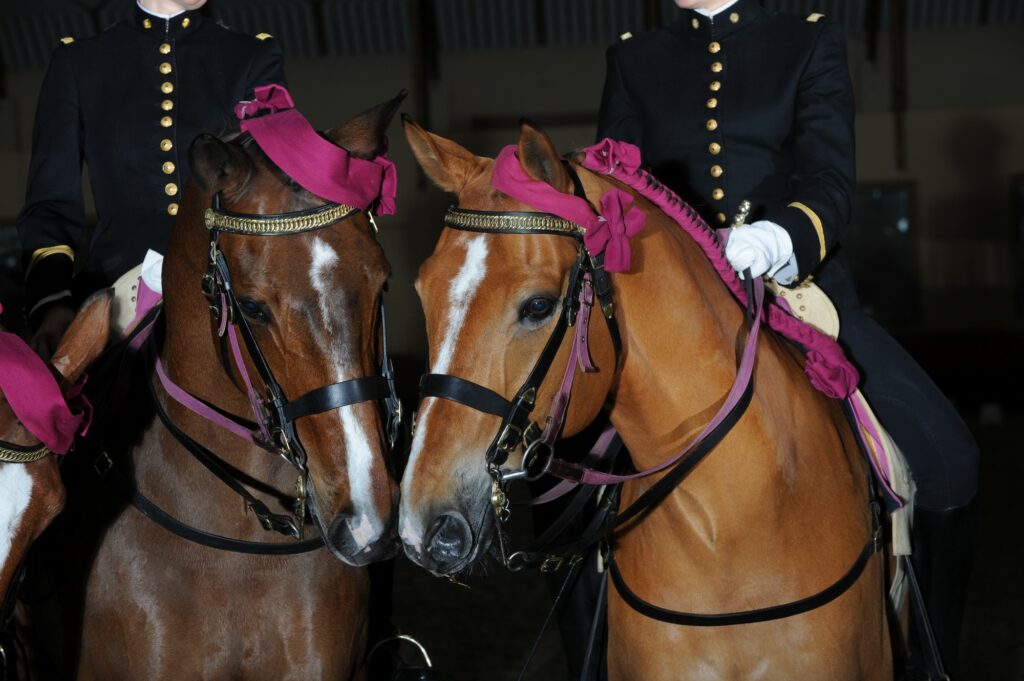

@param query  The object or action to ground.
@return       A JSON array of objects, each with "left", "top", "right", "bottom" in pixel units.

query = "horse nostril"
[{"left": 425, "top": 512, "right": 472, "bottom": 566}]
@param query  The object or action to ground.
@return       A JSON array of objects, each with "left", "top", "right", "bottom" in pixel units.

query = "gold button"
[
  {"left": 711, "top": 61, "right": 723, "bottom": 73},
  {"left": 710, "top": 165, "right": 724, "bottom": 178},
  {"left": 161, "top": 82, "right": 174, "bottom": 94},
  {"left": 709, "top": 142, "right": 722, "bottom": 155},
  {"left": 709, "top": 42, "right": 721, "bottom": 54},
  {"left": 716, "top": 213, "right": 727, "bottom": 224},
  {"left": 730, "top": 12, "right": 740, "bottom": 23},
  {"left": 691, "top": 18, "right": 699, "bottom": 29},
  {"left": 710, "top": 80, "right": 722, "bottom": 92},
  {"left": 160, "top": 116, "right": 173, "bottom": 128},
  {"left": 712, "top": 188, "right": 725, "bottom": 200},
  {"left": 161, "top": 99, "right": 174, "bottom": 111},
  {"left": 182, "top": 17, "right": 191, "bottom": 28},
  {"left": 159, "top": 43, "right": 171, "bottom": 54},
  {"left": 162, "top": 161, "right": 176, "bottom": 174},
  {"left": 159, "top": 62, "right": 172, "bottom": 75},
  {"left": 706, "top": 118, "right": 718, "bottom": 131},
  {"left": 167, "top": 203, "right": 179, "bottom": 216},
  {"left": 160, "top": 138, "right": 173, "bottom": 152},
  {"left": 707, "top": 97, "right": 718, "bottom": 109},
  {"left": 143, "top": 18, "right": 152, "bottom": 29},
  {"left": 165, "top": 183, "right": 178, "bottom": 196}
]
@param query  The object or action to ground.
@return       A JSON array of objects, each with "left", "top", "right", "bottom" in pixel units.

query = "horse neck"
[
  {"left": 608, "top": 207, "right": 751, "bottom": 456},
  {"left": 140, "top": 213, "right": 291, "bottom": 529}
]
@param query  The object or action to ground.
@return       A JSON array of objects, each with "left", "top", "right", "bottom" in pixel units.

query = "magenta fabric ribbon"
[
  {"left": 0, "top": 316, "right": 90, "bottom": 454},
  {"left": 491, "top": 145, "right": 645, "bottom": 273},
  {"left": 235, "top": 84, "right": 397, "bottom": 215}
]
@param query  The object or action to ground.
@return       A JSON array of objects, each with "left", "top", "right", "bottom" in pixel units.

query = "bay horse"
[
  {"left": 1, "top": 292, "right": 109, "bottom": 677},
  {"left": 73, "top": 93, "right": 404, "bottom": 680},
  {"left": 399, "top": 120, "right": 892, "bottom": 680}
]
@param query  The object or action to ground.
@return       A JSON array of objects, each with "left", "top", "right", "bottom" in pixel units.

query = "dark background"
[{"left": 0, "top": 1, "right": 1021, "bottom": 679}]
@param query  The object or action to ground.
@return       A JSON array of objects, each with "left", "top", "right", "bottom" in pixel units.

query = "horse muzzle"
[{"left": 325, "top": 508, "right": 400, "bottom": 566}]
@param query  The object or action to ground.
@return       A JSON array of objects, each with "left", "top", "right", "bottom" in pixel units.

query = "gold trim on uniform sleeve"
[
  {"left": 27, "top": 245, "right": 75, "bottom": 277},
  {"left": 788, "top": 201, "right": 827, "bottom": 262}
]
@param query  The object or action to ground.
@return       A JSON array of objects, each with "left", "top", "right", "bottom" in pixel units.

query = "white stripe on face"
[
  {"left": 400, "top": 235, "right": 490, "bottom": 550},
  {"left": 310, "top": 237, "right": 383, "bottom": 549},
  {"left": 0, "top": 464, "right": 33, "bottom": 573}
]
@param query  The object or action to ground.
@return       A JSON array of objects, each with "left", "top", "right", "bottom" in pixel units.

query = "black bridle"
[{"left": 418, "top": 167, "right": 621, "bottom": 489}]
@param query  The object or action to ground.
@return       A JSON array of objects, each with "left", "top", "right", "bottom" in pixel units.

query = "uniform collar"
[
  {"left": 133, "top": 3, "right": 204, "bottom": 38},
  {"left": 673, "top": 0, "right": 765, "bottom": 39}
]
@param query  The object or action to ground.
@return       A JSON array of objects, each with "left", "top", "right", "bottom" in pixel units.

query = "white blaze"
[
  {"left": 401, "top": 235, "right": 490, "bottom": 550},
  {"left": 0, "top": 464, "right": 33, "bottom": 573},
  {"left": 310, "top": 238, "right": 382, "bottom": 550}
]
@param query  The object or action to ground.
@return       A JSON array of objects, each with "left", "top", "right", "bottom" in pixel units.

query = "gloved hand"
[{"left": 724, "top": 220, "right": 799, "bottom": 284}]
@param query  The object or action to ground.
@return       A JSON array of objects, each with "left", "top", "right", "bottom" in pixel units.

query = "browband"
[
  {"left": 443, "top": 206, "right": 584, "bottom": 238},
  {"left": 205, "top": 201, "right": 360, "bottom": 236},
  {"left": 0, "top": 441, "right": 50, "bottom": 464}
]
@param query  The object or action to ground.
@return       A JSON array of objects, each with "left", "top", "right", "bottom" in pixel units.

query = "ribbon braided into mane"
[{"left": 578, "top": 139, "right": 859, "bottom": 399}]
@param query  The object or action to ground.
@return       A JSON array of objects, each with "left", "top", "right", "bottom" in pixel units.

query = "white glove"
[{"left": 725, "top": 220, "right": 799, "bottom": 285}]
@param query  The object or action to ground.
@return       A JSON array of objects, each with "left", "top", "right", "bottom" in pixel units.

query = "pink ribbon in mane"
[
  {"left": 491, "top": 145, "right": 645, "bottom": 273},
  {"left": 0, "top": 304, "right": 90, "bottom": 454},
  {"left": 235, "top": 84, "right": 398, "bottom": 215},
  {"left": 579, "top": 138, "right": 860, "bottom": 400}
]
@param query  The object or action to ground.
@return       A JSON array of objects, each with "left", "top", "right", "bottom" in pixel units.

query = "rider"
[
  {"left": 17, "top": 0, "right": 285, "bottom": 356},
  {"left": 595, "top": 0, "right": 978, "bottom": 676}
]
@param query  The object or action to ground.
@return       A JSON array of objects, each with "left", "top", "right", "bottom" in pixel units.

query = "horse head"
[
  {"left": 1, "top": 291, "right": 110, "bottom": 597},
  {"left": 399, "top": 119, "right": 620, "bottom": 575},
  {"left": 164, "top": 94, "right": 405, "bottom": 567}
]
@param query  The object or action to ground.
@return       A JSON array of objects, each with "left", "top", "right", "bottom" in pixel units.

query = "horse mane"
[{"left": 574, "top": 155, "right": 859, "bottom": 400}]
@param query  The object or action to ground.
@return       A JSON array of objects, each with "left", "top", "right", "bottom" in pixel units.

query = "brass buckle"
[{"left": 495, "top": 423, "right": 523, "bottom": 454}]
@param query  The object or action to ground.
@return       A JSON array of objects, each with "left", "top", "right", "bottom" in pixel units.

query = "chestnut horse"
[
  {"left": 399, "top": 120, "right": 891, "bottom": 680},
  {"left": 73, "top": 97, "right": 403, "bottom": 680}
]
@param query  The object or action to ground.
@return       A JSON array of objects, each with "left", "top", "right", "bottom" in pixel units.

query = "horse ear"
[
  {"left": 402, "top": 115, "right": 482, "bottom": 194},
  {"left": 50, "top": 289, "right": 112, "bottom": 383},
  {"left": 325, "top": 90, "right": 407, "bottom": 160},
  {"left": 188, "top": 134, "right": 252, "bottom": 193},
  {"left": 517, "top": 119, "right": 572, "bottom": 194}
]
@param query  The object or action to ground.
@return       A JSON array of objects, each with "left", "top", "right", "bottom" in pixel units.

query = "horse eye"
[
  {"left": 519, "top": 296, "right": 557, "bottom": 323},
  {"left": 237, "top": 297, "right": 270, "bottom": 324}
]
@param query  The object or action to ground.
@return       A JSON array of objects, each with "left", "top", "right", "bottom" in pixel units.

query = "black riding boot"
[{"left": 907, "top": 498, "right": 978, "bottom": 679}]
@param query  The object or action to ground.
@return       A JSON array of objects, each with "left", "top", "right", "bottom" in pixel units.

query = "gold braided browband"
[
  {"left": 204, "top": 202, "right": 360, "bottom": 235},
  {"left": 0, "top": 443, "right": 51, "bottom": 464},
  {"left": 444, "top": 207, "right": 585, "bottom": 237}
]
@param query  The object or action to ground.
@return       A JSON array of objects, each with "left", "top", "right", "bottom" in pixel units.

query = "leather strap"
[
  {"left": 283, "top": 376, "right": 391, "bottom": 421},
  {"left": 419, "top": 374, "right": 512, "bottom": 418},
  {"left": 608, "top": 537, "right": 877, "bottom": 627}
]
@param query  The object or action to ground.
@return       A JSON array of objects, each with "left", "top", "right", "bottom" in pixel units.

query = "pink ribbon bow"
[
  {"left": 0, "top": 303, "right": 91, "bottom": 454},
  {"left": 490, "top": 144, "right": 646, "bottom": 272},
  {"left": 585, "top": 190, "right": 645, "bottom": 273},
  {"left": 234, "top": 84, "right": 398, "bottom": 215},
  {"left": 581, "top": 138, "right": 642, "bottom": 176}
]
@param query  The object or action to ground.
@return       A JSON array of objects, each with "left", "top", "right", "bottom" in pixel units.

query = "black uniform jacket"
[
  {"left": 17, "top": 5, "right": 285, "bottom": 324},
  {"left": 597, "top": 0, "right": 857, "bottom": 304}
]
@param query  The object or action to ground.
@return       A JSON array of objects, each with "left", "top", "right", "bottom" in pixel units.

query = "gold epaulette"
[
  {"left": 255, "top": 32, "right": 274, "bottom": 41},
  {"left": 59, "top": 36, "right": 75, "bottom": 45},
  {"left": 806, "top": 13, "right": 825, "bottom": 22}
]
